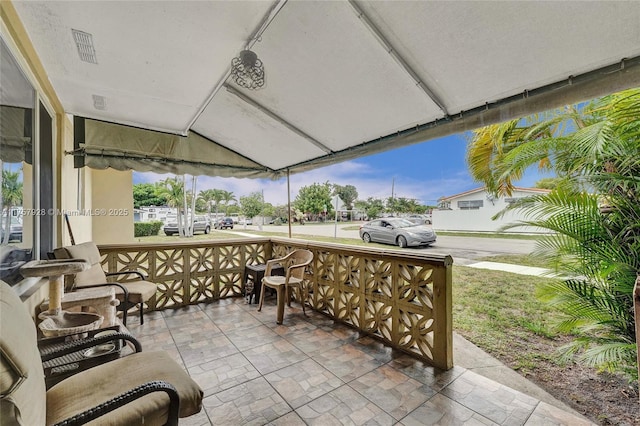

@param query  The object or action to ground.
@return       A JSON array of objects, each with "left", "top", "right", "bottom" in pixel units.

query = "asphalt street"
[{"left": 237, "top": 223, "right": 537, "bottom": 265}]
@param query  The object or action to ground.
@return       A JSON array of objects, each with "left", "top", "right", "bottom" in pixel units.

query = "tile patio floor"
[{"left": 125, "top": 296, "right": 595, "bottom": 425}]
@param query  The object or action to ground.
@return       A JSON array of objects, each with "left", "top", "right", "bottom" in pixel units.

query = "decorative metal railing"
[{"left": 98, "top": 237, "right": 453, "bottom": 370}]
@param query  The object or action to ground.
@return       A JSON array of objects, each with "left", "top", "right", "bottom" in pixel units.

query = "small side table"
[
  {"left": 243, "top": 264, "right": 284, "bottom": 304},
  {"left": 38, "top": 324, "right": 127, "bottom": 388}
]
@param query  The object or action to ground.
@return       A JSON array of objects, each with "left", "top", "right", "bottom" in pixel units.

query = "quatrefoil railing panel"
[{"left": 99, "top": 237, "right": 452, "bottom": 369}]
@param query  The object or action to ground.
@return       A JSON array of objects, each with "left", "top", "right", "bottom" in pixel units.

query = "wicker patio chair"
[
  {"left": 257, "top": 249, "right": 313, "bottom": 324},
  {"left": 52, "top": 241, "right": 157, "bottom": 326}
]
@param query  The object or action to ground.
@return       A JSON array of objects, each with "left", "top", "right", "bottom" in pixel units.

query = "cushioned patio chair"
[
  {"left": 0, "top": 280, "right": 203, "bottom": 425},
  {"left": 257, "top": 249, "right": 313, "bottom": 324},
  {"left": 53, "top": 241, "right": 157, "bottom": 325}
]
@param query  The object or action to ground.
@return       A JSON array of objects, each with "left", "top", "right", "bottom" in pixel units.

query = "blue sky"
[{"left": 133, "top": 132, "right": 550, "bottom": 207}]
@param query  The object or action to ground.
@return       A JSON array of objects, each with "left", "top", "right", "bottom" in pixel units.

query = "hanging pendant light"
[{"left": 230, "top": 49, "right": 265, "bottom": 90}]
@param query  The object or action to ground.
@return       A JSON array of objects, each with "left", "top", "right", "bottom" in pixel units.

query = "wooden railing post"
[{"left": 432, "top": 261, "right": 454, "bottom": 370}]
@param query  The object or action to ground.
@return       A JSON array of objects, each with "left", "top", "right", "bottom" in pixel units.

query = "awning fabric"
[
  {"left": 10, "top": 1, "right": 640, "bottom": 178},
  {"left": 73, "top": 56, "right": 640, "bottom": 179},
  {"left": 76, "top": 118, "right": 272, "bottom": 179},
  {"left": 0, "top": 106, "right": 32, "bottom": 164}
]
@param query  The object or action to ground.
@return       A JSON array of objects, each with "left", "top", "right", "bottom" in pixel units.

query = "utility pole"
[{"left": 391, "top": 177, "right": 395, "bottom": 200}]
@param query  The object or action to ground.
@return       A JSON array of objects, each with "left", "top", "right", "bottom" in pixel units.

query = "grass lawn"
[{"left": 452, "top": 266, "right": 567, "bottom": 372}]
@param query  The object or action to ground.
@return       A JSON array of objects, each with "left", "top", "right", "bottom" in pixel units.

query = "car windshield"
[{"left": 387, "top": 218, "right": 415, "bottom": 228}]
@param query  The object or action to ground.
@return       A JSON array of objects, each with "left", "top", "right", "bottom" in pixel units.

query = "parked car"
[
  {"left": 214, "top": 217, "right": 234, "bottom": 230},
  {"left": 0, "top": 219, "right": 23, "bottom": 243},
  {"left": 359, "top": 217, "right": 436, "bottom": 248},
  {"left": 163, "top": 215, "right": 211, "bottom": 236},
  {"left": 406, "top": 214, "right": 432, "bottom": 225}
]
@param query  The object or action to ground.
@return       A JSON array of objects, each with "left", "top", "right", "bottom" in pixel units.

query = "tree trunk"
[
  {"left": 3, "top": 208, "right": 11, "bottom": 244},
  {"left": 189, "top": 176, "right": 197, "bottom": 235},
  {"left": 182, "top": 175, "right": 190, "bottom": 237}
]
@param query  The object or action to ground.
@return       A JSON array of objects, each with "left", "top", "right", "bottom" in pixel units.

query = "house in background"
[
  {"left": 432, "top": 187, "right": 551, "bottom": 233},
  {"left": 133, "top": 206, "right": 175, "bottom": 224}
]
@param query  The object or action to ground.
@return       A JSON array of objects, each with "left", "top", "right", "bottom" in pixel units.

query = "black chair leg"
[{"left": 139, "top": 303, "right": 144, "bottom": 325}]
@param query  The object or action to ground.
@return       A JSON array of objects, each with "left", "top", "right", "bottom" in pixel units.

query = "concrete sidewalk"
[{"left": 464, "top": 261, "right": 558, "bottom": 277}]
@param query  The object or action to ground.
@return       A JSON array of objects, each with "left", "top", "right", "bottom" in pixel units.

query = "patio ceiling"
[{"left": 10, "top": 1, "right": 640, "bottom": 178}]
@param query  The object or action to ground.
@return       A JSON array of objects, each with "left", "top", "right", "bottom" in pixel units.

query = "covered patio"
[
  {"left": 129, "top": 293, "right": 591, "bottom": 425},
  {"left": 2, "top": 1, "right": 640, "bottom": 424}
]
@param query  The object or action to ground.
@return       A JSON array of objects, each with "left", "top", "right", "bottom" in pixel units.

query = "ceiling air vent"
[
  {"left": 92, "top": 95, "right": 106, "bottom": 110},
  {"left": 72, "top": 29, "right": 98, "bottom": 64}
]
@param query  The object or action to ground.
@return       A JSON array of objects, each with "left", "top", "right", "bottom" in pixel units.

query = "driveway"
[{"left": 239, "top": 223, "right": 537, "bottom": 264}]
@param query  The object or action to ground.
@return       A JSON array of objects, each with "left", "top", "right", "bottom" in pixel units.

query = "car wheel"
[
  {"left": 397, "top": 236, "right": 408, "bottom": 248},
  {"left": 165, "top": 232, "right": 174, "bottom": 236},
  {"left": 425, "top": 220, "right": 432, "bottom": 224},
  {"left": 204, "top": 226, "right": 210, "bottom": 234},
  {"left": 362, "top": 233, "right": 371, "bottom": 243},
  {"left": 230, "top": 225, "right": 234, "bottom": 229}
]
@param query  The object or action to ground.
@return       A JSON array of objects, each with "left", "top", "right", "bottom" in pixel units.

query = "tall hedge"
[{"left": 134, "top": 221, "right": 163, "bottom": 237}]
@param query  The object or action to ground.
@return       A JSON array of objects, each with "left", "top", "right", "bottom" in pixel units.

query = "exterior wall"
[
  {"left": 59, "top": 115, "right": 92, "bottom": 245},
  {"left": 90, "top": 169, "right": 134, "bottom": 244},
  {"left": 2, "top": 3, "right": 67, "bottom": 310},
  {"left": 433, "top": 189, "right": 547, "bottom": 233}
]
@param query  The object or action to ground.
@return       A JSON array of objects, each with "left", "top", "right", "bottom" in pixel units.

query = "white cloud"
[{"left": 133, "top": 160, "right": 477, "bottom": 206}]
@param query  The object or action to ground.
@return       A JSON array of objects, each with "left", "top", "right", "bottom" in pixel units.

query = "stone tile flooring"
[{"left": 125, "top": 297, "right": 595, "bottom": 425}]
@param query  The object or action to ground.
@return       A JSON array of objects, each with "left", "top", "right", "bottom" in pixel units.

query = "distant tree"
[
  {"left": 1, "top": 170, "right": 23, "bottom": 244},
  {"left": 273, "top": 205, "right": 288, "bottom": 222},
  {"left": 132, "top": 183, "right": 167, "bottom": 208},
  {"left": 198, "top": 189, "right": 217, "bottom": 219},
  {"left": 386, "top": 197, "right": 426, "bottom": 214},
  {"left": 293, "top": 208, "right": 305, "bottom": 223},
  {"left": 204, "top": 189, "right": 226, "bottom": 217},
  {"left": 239, "top": 192, "right": 264, "bottom": 220},
  {"left": 195, "top": 197, "right": 207, "bottom": 213},
  {"left": 220, "top": 190, "right": 237, "bottom": 215},
  {"left": 263, "top": 203, "right": 275, "bottom": 217},
  {"left": 356, "top": 197, "right": 384, "bottom": 220},
  {"left": 333, "top": 184, "right": 358, "bottom": 218},
  {"left": 534, "top": 177, "right": 561, "bottom": 190},
  {"left": 294, "top": 182, "right": 333, "bottom": 219}
]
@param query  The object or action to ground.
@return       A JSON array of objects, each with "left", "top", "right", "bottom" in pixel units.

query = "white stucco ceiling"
[{"left": 9, "top": 0, "right": 640, "bottom": 177}]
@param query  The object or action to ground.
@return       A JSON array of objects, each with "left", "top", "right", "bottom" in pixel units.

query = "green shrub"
[{"left": 134, "top": 221, "right": 163, "bottom": 237}]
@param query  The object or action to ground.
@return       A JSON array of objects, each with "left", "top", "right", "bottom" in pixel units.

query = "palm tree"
[
  {"left": 178, "top": 175, "right": 198, "bottom": 238},
  {"left": 1, "top": 169, "right": 23, "bottom": 244},
  {"left": 468, "top": 88, "right": 640, "bottom": 379},
  {"left": 198, "top": 189, "right": 217, "bottom": 221},
  {"left": 466, "top": 106, "right": 584, "bottom": 196},
  {"left": 209, "top": 189, "right": 226, "bottom": 218},
  {"left": 157, "top": 177, "right": 186, "bottom": 237},
  {"left": 219, "top": 190, "right": 236, "bottom": 215}
]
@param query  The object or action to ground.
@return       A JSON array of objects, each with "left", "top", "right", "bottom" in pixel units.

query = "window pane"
[{"left": 1, "top": 38, "right": 35, "bottom": 284}]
